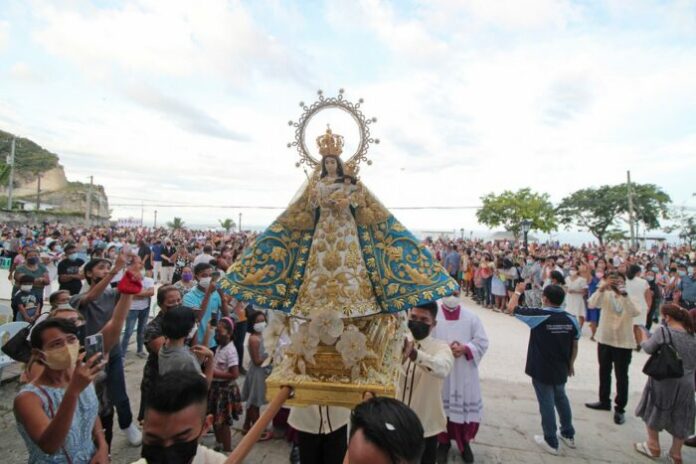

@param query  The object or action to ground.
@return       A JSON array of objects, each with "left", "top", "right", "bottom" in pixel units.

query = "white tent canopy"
[{"left": 486, "top": 231, "right": 539, "bottom": 242}]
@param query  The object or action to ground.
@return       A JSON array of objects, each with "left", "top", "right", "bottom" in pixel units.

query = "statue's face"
[{"left": 324, "top": 157, "right": 338, "bottom": 175}]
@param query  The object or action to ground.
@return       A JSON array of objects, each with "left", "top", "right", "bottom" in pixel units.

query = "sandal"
[
  {"left": 258, "top": 431, "right": 273, "bottom": 441},
  {"left": 634, "top": 442, "right": 660, "bottom": 459},
  {"left": 667, "top": 455, "right": 682, "bottom": 464}
]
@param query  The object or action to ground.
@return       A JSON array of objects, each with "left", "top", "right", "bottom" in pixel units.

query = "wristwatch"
[{"left": 514, "top": 291, "right": 522, "bottom": 296}]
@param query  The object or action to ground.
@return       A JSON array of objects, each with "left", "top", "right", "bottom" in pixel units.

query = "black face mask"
[
  {"left": 408, "top": 320, "right": 431, "bottom": 341},
  {"left": 27, "top": 257, "right": 39, "bottom": 265},
  {"left": 141, "top": 438, "right": 198, "bottom": 464}
]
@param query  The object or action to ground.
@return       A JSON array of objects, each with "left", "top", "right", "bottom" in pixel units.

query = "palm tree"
[
  {"left": 219, "top": 218, "right": 236, "bottom": 233},
  {"left": 167, "top": 217, "right": 185, "bottom": 230}
]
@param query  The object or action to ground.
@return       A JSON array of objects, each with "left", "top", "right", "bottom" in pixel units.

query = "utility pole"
[
  {"left": 35, "top": 172, "right": 41, "bottom": 211},
  {"left": 6, "top": 137, "right": 15, "bottom": 210},
  {"left": 627, "top": 170, "right": 636, "bottom": 249},
  {"left": 85, "top": 175, "right": 93, "bottom": 223},
  {"left": 238, "top": 212, "right": 242, "bottom": 232},
  {"left": 154, "top": 210, "right": 158, "bottom": 228}
]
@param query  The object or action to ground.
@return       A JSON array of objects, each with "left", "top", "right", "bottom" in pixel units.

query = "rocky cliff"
[{"left": 0, "top": 130, "right": 110, "bottom": 218}]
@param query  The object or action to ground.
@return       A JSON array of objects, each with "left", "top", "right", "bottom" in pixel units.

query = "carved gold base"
[
  {"left": 266, "top": 376, "right": 396, "bottom": 408},
  {"left": 265, "top": 313, "right": 404, "bottom": 408}
]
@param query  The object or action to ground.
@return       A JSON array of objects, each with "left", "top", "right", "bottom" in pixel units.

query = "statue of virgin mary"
[{"left": 220, "top": 126, "right": 458, "bottom": 319}]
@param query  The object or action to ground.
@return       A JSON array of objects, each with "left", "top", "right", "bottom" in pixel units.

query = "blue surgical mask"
[
  {"left": 678, "top": 271, "right": 687, "bottom": 277},
  {"left": 651, "top": 267, "right": 659, "bottom": 272}
]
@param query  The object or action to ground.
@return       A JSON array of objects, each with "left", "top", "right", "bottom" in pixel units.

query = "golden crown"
[{"left": 316, "top": 125, "right": 344, "bottom": 157}]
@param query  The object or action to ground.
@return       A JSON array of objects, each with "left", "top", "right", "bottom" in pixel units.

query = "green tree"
[
  {"left": 604, "top": 228, "right": 629, "bottom": 243},
  {"left": 556, "top": 186, "right": 621, "bottom": 245},
  {"left": 219, "top": 218, "right": 236, "bottom": 232},
  {"left": 664, "top": 208, "right": 696, "bottom": 247},
  {"left": 626, "top": 183, "right": 671, "bottom": 231},
  {"left": 0, "top": 130, "right": 59, "bottom": 186},
  {"left": 557, "top": 183, "right": 671, "bottom": 245},
  {"left": 476, "top": 188, "right": 557, "bottom": 239},
  {"left": 167, "top": 217, "right": 185, "bottom": 230}
]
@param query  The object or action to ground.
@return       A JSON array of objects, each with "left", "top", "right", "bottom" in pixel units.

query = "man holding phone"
[
  {"left": 585, "top": 272, "right": 640, "bottom": 425},
  {"left": 183, "top": 263, "right": 227, "bottom": 349},
  {"left": 71, "top": 252, "right": 143, "bottom": 446}
]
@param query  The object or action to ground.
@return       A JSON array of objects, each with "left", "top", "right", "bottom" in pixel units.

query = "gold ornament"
[{"left": 316, "top": 125, "right": 344, "bottom": 157}]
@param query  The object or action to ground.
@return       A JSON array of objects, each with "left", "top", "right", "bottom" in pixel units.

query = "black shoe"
[
  {"left": 613, "top": 411, "right": 625, "bottom": 425},
  {"left": 436, "top": 443, "right": 450, "bottom": 464},
  {"left": 461, "top": 442, "right": 474, "bottom": 463},
  {"left": 585, "top": 401, "right": 611, "bottom": 411},
  {"left": 289, "top": 443, "right": 300, "bottom": 464}
]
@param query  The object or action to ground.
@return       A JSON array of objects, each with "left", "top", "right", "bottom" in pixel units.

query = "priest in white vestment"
[{"left": 434, "top": 294, "right": 489, "bottom": 464}]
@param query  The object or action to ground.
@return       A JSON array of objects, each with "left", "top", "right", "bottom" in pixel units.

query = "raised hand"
[{"left": 69, "top": 353, "right": 106, "bottom": 393}]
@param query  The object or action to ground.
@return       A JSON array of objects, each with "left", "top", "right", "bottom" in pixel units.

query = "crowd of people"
[
  {"left": 1, "top": 222, "right": 695, "bottom": 463},
  {"left": 432, "top": 236, "right": 696, "bottom": 462}
]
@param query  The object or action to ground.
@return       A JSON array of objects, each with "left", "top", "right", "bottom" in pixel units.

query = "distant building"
[
  {"left": 15, "top": 200, "right": 55, "bottom": 212},
  {"left": 117, "top": 217, "right": 143, "bottom": 228}
]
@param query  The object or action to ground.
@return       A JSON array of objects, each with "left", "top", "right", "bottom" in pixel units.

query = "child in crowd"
[
  {"left": 12, "top": 275, "right": 41, "bottom": 322},
  {"left": 242, "top": 311, "right": 272, "bottom": 440},
  {"left": 208, "top": 317, "right": 242, "bottom": 452},
  {"left": 158, "top": 306, "right": 214, "bottom": 382}
]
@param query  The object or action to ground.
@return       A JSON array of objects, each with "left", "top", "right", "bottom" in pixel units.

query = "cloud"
[
  {"left": 542, "top": 75, "right": 594, "bottom": 125},
  {"left": 0, "top": 21, "right": 8, "bottom": 51},
  {"left": 8, "top": 62, "right": 45, "bottom": 83},
  {"left": 31, "top": 0, "right": 309, "bottom": 86},
  {"left": 428, "top": 0, "right": 580, "bottom": 31},
  {"left": 123, "top": 84, "right": 250, "bottom": 141},
  {"left": 1, "top": 0, "right": 695, "bottom": 232}
]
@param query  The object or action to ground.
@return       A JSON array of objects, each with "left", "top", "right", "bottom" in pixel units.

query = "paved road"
[{"left": 1, "top": 295, "right": 694, "bottom": 463}]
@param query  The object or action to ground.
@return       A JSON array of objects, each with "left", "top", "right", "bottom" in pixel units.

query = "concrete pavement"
[{"left": 1, "top": 295, "right": 694, "bottom": 463}]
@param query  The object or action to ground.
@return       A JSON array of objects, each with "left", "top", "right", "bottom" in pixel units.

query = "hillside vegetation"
[{"left": 0, "top": 130, "right": 59, "bottom": 184}]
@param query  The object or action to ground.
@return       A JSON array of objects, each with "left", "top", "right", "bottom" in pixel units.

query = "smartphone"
[
  {"left": 84, "top": 333, "right": 104, "bottom": 364},
  {"left": 209, "top": 317, "right": 218, "bottom": 327}
]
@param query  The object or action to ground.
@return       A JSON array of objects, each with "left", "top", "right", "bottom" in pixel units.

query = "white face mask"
[
  {"left": 569, "top": 270, "right": 578, "bottom": 276},
  {"left": 20, "top": 285, "right": 33, "bottom": 292},
  {"left": 254, "top": 322, "right": 267, "bottom": 333},
  {"left": 198, "top": 277, "right": 212, "bottom": 289},
  {"left": 56, "top": 303, "right": 73, "bottom": 310},
  {"left": 442, "top": 296, "right": 460, "bottom": 309}
]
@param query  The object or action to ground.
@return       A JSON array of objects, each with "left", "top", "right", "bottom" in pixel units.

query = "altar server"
[{"left": 434, "top": 293, "right": 489, "bottom": 463}]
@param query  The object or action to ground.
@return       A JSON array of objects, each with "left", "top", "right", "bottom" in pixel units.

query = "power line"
[{"left": 109, "top": 203, "right": 483, "bottom": 210}]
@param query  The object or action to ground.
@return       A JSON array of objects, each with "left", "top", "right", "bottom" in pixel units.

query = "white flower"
[
  {"left": 297, "top": 358, "right": 307, "bottom": 375},
  {"left": 263, "top": 312, "right": 287, "bottom": 353},
  {"left": 350, "top": 364, "right": 361, "bottom": 381},
  {"left": 336, "top": 325, "right": 368, "bottom": 368},
  {"left": 309, "top": 310, "right": 344, "bottom": 345},
  {"left": 288, "top": 323, "right": 320, "bottom": 364}
]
